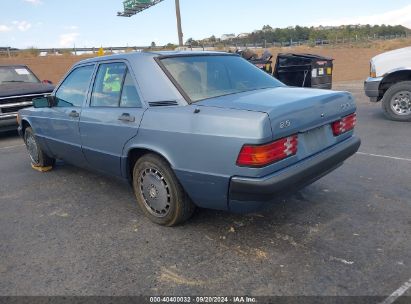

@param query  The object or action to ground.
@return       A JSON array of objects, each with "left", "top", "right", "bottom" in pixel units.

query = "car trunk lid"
[{"left": 197, "top": 86, "right": 356, "bottom": 162}]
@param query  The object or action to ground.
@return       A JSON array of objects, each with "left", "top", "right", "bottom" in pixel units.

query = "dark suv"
[{"left": 0, "top": 65, "right": 54, "bottom": 131}]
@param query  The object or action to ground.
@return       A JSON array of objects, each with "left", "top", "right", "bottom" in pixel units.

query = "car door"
[
  {"left": 79, "top": 61, "right": 145, "bottom": 177},
  {"left": 41, "top": 64, "right": 95, "bottom": 166}
]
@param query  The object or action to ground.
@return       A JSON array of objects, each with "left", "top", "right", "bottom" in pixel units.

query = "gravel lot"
[{"left": 0, "top": 81, "right": 410, "bottom": 298}]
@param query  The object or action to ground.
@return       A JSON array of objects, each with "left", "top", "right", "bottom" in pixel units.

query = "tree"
[
  {"left": 262, "top": 25, "right": 273, "bottom": 32},
  {"left": 151, "top": 41, "right": 156, "bottom": 48},
  {"left": 184, "top": 24, "right": 408, "bottom": 46},
  {"left": 165, "top": 43, "right": 177, "bottom": 50}
]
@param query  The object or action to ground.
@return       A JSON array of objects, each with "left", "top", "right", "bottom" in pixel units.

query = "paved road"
[{"left": 0, "top": 81, "right": 410, "bottom": 297}]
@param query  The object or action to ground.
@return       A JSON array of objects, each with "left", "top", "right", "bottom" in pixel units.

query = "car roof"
[
  {"left": 69, "top": 51, "right": 239, "bottom": 105},
  {"left": 74, "top": 51, "right": 236, "bottom": 66}
]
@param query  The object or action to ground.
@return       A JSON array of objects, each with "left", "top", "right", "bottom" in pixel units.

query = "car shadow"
[
  {"left": 0, "top": 130, "right": 19, "bottom": 140},
  {"left": 169, "top": 185, "right": 344, "bottom": 263},
  {"left": 40, "top": 159, "right": 346, "bottom": 256},
  {"left": 185, "top": 182, "right": 347, "bottom": 253}
]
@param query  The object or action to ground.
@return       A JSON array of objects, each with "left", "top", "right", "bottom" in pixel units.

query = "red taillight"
[
  {"left": 332, "top": 113, "right": 357, "bottom": 136},
  {"left": 237, "top": 135, "right": 298, "bottom": 167}
]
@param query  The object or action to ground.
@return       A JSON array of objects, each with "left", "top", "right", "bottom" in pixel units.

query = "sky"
[{"left": 1, "top": 0, "right": 411, "bottom": 49}]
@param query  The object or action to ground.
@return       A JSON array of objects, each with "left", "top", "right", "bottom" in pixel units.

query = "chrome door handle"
[
  {"left": 69, "top": 110, "right": 79, "bottom": 118},
  {"left": 118, "top": 113, "right": 135, "bottom": 122}
]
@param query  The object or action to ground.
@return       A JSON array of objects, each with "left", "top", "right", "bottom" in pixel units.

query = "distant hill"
[{"left": 194, "top": 24, "right": 410, "bottom": 45}]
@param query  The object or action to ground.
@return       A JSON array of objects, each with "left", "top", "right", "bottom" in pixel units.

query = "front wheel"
[
  {"left": 24, "top": 127, "right": 55, "bottom": 167},
  {"left": 382, "top": 81, "right": 411, "bottom": 121},
  {"left": 132, "top": 154, "right": 195, "bottom": 226}
]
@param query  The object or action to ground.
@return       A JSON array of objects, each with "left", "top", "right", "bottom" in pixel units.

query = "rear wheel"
[
  {"left": 382, "top": 81, "right": 411, "bottom": 121},
  {"left": 24, "top": 127, "right": 55, "bottom": 167},
  {"left": 132, "top": 153, "right": 195, "bottom": 226}
]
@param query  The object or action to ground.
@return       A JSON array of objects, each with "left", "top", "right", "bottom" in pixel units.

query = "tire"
[
  {"left": 382, "top": 81, "right": 411, "bottom": 121},
  {"left": 24, "top": 127, "right": 55, "bottom": 167},
  {"left": 132, "top": 153, "right": 195, "bottom": 226}
]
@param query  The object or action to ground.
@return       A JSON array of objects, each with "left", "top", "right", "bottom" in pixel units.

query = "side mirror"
[{"left": 33, "top": 96, "right": 55, "bottom": 108}]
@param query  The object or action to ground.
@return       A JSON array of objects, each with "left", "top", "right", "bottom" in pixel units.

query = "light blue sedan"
[{"left": 18, "top": 51, "right": 360, "bottom": 226}]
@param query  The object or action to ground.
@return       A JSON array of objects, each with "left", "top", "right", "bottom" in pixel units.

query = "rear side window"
[
  {"left": 55, "top": 65, "right": 95, "bottom": 107},
  {"left": 91, "top": 63, "right": 127, "bottom": 107},
  {"left": 120, "top": 71, "right": 142, "bottom": 108}
]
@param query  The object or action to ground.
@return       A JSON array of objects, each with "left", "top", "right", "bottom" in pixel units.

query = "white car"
[{"left": 364, "top": 46, "right": 411, "bottom": 121}]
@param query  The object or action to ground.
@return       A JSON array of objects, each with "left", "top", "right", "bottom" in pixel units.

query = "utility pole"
[
  {"left": 118, "top": 0, "right": 184, "bottom": 47},
  {"left": 175, "top": 0, "right": 183, "bottom": 46}
]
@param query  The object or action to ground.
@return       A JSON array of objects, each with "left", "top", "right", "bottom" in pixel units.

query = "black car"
[{"left": 0, "top": 65, "right": 54, "bottom": 132}]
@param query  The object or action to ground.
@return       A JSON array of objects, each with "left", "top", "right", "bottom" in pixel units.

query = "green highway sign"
[
  {"left": 119, "top": 0, "right": 164, "bottom": 16},
  {"left": 123, "top": 0, "right": 153, "bottom": 10}
]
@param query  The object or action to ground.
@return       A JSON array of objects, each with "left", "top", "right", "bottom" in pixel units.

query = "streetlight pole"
[
  {"left": 118, "top": 0, "right": 183, "bottom": 46},
  {"left": 175, "top": 0, "right": 183, "bottom": 46}
]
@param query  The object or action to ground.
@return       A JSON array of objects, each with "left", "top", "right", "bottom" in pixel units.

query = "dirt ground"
[
  {"left": 264, "top": 38, "right": 411, "bottom": 82},
  {"left": 268, "top": 47, "right": 379, "bottom": 82},
  {"left": 0, "top": 38, "right": 410, "bottom": 84},
  {"left": 0, "top": 56, "right": 92, "bottom": 84}
]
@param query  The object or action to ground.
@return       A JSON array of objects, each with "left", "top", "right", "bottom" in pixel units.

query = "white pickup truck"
[{"left": 364, "top": 46, "right": 411, "bottom": 121}]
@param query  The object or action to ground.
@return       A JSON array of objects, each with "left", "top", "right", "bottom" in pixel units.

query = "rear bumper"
[
  {"left": 364, "top": 77, "right": 382, "bottom": 102},
  {"left": 228, "top": 136, "right": 361, "bottom": 212}
]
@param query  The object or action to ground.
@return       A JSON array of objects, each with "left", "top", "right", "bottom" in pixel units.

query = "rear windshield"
[
  {"left": 160, "top": 55, "right": 283, "bottom": 102},
  {"left": 0, "top": 66, "right": 40, "bottom": 84}
]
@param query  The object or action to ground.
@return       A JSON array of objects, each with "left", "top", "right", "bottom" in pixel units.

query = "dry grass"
[
  {"left": 0, "top": 55, "right": 93, "bottom": 83},
  {"left": 266, "top": 46, "right": 380, "bottom": 82},
  {"left": 0, "top": 38, "right": 410, "bottom": 83},
  {"left": 258, "top": 38, "right": 411, "bottom": 82}
]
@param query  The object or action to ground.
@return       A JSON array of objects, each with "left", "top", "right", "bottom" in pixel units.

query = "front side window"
[
  {"left": 0, "top": 66, "right": 39, "bottom": 84},
  {"left": 91, "top": 63, "right": 127, "bottom": 107},
  {"left": 55, "top": 65, "right": 95, "bottom": 107},
  {"left": 160, "top": 55, "right": 283, "bottom": 102}
]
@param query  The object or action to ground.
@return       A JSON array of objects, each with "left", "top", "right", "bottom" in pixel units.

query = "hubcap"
[
  {"left": 139, "top": 168, "right": 171, "bottom": 217},
  {"left": 390, "top": 91, "right": 411, "bottom": 116},
  {"left": 25, "top": 133, "right": 39, "bottom": 164}
]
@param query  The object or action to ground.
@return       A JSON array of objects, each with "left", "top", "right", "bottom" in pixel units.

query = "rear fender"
[
  {"left": 122, "top": 144, "right": 230, "bottom": 210},
  {"left": 122, "top": 144, "right": 176, "bottom": 181}
]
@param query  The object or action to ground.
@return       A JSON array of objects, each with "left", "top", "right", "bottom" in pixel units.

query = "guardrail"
[
  {"left": 0, "top": 46, "right": 148, "bottom": 57},
  {"left": 0, "top": 34, "right": 408, "bottom": 57}
]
